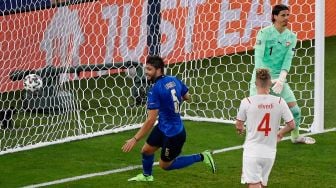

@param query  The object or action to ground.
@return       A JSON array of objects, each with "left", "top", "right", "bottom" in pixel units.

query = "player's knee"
[
  {"left": 159, "top": 164, "right": 169, "bottom": 170},
  {"left": 141, "top": 144, "right": 156, "bottom": 155},
  {"left": 159, "top": 160, "right": 172, "bottom": 170}
]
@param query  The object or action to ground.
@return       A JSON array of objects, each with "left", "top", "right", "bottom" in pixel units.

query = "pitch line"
[{"left": 22, "top": 128, "right": 336, "bottom": 188}]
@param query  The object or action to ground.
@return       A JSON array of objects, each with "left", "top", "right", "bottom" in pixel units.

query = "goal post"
[
  {"left": 311, "top": 0, "right": 324, "bottom": 133},
  {"left": 0, "top": 0, "right": 324, "bottom": 155}
]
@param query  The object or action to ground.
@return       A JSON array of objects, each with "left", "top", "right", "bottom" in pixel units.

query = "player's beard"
[
  {"left": 282, "top": 20, "right": 288, "bottom": 27},
  {"left": 146, "top": 72, "right": 158, "bottom": 82},
  {"left": 146, "top": 68, "right": 162, "bottom": 82},
  {"left": 146, "top": 74, "right": 154, "bottom": 82}
]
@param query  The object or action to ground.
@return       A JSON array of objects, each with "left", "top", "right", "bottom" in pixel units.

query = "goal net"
[{"left": 0, "top": 0, "right": 320, "bottom": 154}]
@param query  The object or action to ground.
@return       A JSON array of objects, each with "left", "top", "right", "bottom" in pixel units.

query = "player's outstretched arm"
[{"left": 122, "top": 109, "right": 158, "bottom": 152}]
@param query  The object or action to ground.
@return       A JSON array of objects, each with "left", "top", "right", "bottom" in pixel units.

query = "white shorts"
[{"left": 241, "top": 156, "right": 275, "bottom": 186}]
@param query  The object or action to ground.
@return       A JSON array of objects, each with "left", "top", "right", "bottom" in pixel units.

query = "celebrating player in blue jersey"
[
  {"left": 250, "top": 4, "right": 315, "bottom": 144},
  {"left": 122, "top": 56, "right": 216, "bottom": 182}
]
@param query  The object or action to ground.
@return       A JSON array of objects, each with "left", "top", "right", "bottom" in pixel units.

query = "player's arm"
[
  {"left": 133, "top": 109, "right": 158, "bottom": 141},
  {"left": 179, "top": 79, "right": 190, "bottom": 101},
  {"left": 254, "top": 29, "right": 267, "bottom": 68},
  {"left": 182, "top": 92, "right": 190, "bottom": 101},
  {"left": 122, "top": 109, "right": 158, "bottom": 152},
  {"left": 122, "top": 86, "right": 160, "bottom": 152},
  {"left": 277, "top": 120, "right": 295, "bottom": 141},
  {"left": 235, "top": 98, "right": 248, "bottom": 135},
  {"left": 272, "top": 34, "right": 297, "bottom": 94},
  {"left": 235, "top": 119, "right": 245, "bottom": 135}
]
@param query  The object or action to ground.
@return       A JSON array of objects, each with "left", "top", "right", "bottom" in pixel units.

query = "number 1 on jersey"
[{"left": 257, "top": 113, "right": 271, "bottom": 136}]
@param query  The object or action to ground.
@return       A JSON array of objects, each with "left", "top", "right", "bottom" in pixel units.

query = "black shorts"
[{"left": 146, "top": 125, "right": 186, "bottom": 162}]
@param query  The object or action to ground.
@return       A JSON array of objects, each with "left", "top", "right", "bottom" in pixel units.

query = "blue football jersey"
[{"left": 147, "top": 75, "right": 188, "bottom": 137}]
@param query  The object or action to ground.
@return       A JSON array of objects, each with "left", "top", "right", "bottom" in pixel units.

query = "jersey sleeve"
[
  {"left": 254, "top": 29, "right": 267, "bottom": 68},
  {"left": 236, "top": 98, "right": 249, "bottom": 121},
  {"left": 147, "top": 86, "right": 160, "bottom": 110},
  {"left": 279, "top": 98, "right": 294, "bottom": 123},
  {"left": 281, "top": 33, "right": 297, "bottom": 72}
]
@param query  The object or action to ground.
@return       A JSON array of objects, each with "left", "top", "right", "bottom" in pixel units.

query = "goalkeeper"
[{"left": 250, "top": 4, "right": 315, "bottom": 144}]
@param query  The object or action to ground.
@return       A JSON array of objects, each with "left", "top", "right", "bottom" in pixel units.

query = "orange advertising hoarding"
[
  {"left": 326, "top": 0, "right": 336, "bottom": 37},
  {"left": 0, "top": 0, "right": 333, "bottom": 92}
]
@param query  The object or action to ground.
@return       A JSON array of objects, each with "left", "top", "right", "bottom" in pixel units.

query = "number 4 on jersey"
[{"left": 257, "top": 113, "right": 271, "bottom": 136}]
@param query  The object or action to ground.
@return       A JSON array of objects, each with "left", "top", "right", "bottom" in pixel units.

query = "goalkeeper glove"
[{"left": 271, "top": 70, "right": 288, "bottom": 94}]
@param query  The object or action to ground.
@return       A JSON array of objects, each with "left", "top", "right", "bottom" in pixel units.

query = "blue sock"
[
  {"left": 166, "top": 154, "right": 202, "bottom": 170},
  {"left": 142, "top": 153, "right": 154, "bottom": 176}
]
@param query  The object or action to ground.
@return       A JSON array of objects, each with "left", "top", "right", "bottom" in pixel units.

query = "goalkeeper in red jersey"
[{"left": 249, "top": 4, "right": 315, "bottom": 144}]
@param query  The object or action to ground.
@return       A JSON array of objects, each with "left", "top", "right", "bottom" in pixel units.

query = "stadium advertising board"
[{"left": 0, "top": 0, "right": 332, "bottom": 92}]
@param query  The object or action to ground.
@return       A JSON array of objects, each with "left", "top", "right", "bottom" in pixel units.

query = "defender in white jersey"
[{"left": 236, "top": 68, "right": 295, "bottom": 188}]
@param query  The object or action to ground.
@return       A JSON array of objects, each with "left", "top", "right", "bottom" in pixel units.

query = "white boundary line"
[{"left": 22, "top": 128, "right": 336, "bottom": 188}]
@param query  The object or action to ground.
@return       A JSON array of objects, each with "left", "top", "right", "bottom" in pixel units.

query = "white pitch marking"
[{"left": 22, "top": 128, "right": 336, "bottom": 188}]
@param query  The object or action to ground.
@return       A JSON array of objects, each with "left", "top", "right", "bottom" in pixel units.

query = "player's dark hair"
[
  {"left": 146, "top": 56, "right": 165, "bottom": 74},
  {"left": 272, "top": 4, "right": 289, "bottom": 23},
  {"left": 256, "top": 68, "right": 271, "bottom": 88}
]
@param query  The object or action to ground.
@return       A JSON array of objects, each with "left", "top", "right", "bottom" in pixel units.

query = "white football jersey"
[{"left": 236, "top": 95, "right": 293, "bottom": 159}]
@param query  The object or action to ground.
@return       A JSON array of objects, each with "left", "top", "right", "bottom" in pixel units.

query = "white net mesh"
[{"left": 0, "top": 0, "right": 316, "bottom": 154}]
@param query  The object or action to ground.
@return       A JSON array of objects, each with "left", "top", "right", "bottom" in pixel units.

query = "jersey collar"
[
  {"left": 272, "top": 24, "right": 288, "bottom": 35},
  {"left": 153, "top": 75, "right": 165, "bottom": 83}
]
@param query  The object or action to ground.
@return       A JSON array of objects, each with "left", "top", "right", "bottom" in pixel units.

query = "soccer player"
[
  {"left": 236, "top": 68, "right": 295, "bottom": 187},
  {"left": 250, "top": 4, "right": 315, "bottom": 144},
  {"left": 122, "top": 56, "right": 216, "bottom": 182}
]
